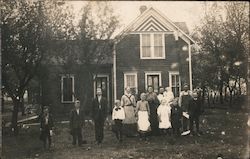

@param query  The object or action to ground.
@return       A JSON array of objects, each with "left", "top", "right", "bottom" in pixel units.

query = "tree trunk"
[
  {"left": 224, "top": 86, "right": 228, "bottom": 103},
  {"left": 207, "top": 89, "right": 211, "bottom": 107},
  {"left": 219, "top": 81, "right": 223, "bottom": 104},
  {"left": 11, "top": 96, "right": 25, "bottom": 135},
  {"left": 238, "top": 77, "right": 241, "bottom": 95},
  {"left": 201, "top": 85, "right": 206, "bottom": 107},
  {"left": 1, "top": 97, "right": 4, "bottom": 113},
  {"left": 229, "top": 89, "right": 233, "bottom": 107},
  {"left": 11, "top": 99, "right": 19, "bottom": 135},
  {"left": 213, "top": 91, "right": 217, "bottom": 105}
]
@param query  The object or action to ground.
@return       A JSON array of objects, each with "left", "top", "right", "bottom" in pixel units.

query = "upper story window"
[{"left": 140, "top": 33, "right": 165, "bottom": 59}]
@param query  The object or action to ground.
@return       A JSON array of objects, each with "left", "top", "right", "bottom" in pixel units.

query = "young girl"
[
  {"left": 40, "top": 106, "right": 54, "bottom": 149},
  {"left": 136, "top": 93, "right": 151, "bottom": 141},
  {"left": 157, "top": 98, "right": 171, "bottom": 135},
  {"left": 112, "top": 100, "right": 125, "bottom": 143}
]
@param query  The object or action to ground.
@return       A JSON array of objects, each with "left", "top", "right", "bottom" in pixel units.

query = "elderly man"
[{"left": 92, "top": 88, "right": 108, "bottom": 144}]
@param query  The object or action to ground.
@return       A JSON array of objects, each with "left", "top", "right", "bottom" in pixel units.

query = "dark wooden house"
[
  {"left": 114, "top": 7, "right": 195, "bottom": 100},
  {"left": 38, "top": 6, "right": 195, "bottom": 115}
]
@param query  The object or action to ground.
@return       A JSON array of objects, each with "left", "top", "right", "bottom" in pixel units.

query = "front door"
[
  {"left": 147, "top": 75, "right": 160, "bottom": 93},
  {"left": 94, "top": 75, "right": 110, "bottom": 111},
  {"left": 95, "top": 76, "right": 108, "bottom": 98}
]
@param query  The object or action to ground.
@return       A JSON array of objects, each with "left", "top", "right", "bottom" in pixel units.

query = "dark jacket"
[
  {"left": 69, "top": 109, "right": 85, "bottom": 130},
  {"left": 92, "top": 96, "right": 108, "bottom": 121},
  {"left": 171, "top": 105, "right": 182, "bottom": 120},
  {"left": 40, "top": 114, "right": 54, "bottom": 131},
  {"left": 188, "top": 99, "right": 202, "bottom": 117}
]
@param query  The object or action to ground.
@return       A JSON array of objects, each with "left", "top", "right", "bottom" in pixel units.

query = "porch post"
[
  {"left": 113, "top": 41, "right": 117, "bottom": 101},
  {"left": 188, "top": 42, "right": 193, "bottom": 91}
]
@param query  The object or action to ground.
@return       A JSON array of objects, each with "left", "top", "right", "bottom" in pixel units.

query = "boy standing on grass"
[
  {"left": 188, "top": 92, "right": 202, "bottom": 136},
  {"left": 112, "top": 100, "right": 125, "bottom": 143},
  {"left": 40, "top": 106, "right": 54, "bottom": 149},
  {"left": 170, "top": 98, "right": 182, "bottom": 137},
  {"left": 69, "top": 99, "right": 85, "bottom": 146}
]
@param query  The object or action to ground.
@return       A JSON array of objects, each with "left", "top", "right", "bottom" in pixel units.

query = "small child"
[
  {"left": 136, "top": 93, "right": 151, "bottom": 141},
  {"left": 157, "top": 98, "right": 172, "bottom": 135},
  {"left": 112, "top": 100, "right": 125, "bottom": 142},
  {"left": 170, "top": 98, "right": 182, "bottom": 136},
  {"left": 188, "top": 92, "right": 202, "bottom": 136},
  {"left": 40, "top": 106, "right": 54, "bottom": 149}
]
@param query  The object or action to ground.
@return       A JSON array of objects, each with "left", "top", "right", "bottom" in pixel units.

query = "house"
[
  {"left": 114, "top": 6, "right": 195, "bottom": 100},
  {"left": 38, "top": 6, "right": 195, "bottom": 115}
]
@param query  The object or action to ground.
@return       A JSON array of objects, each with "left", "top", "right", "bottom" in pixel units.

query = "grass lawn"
[{"left": 2, "top": 108, "right": 249, "bottom": 159}]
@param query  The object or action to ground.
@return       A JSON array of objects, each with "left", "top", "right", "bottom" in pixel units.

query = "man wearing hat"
[
  {"left": 92, "top": 88, "right": 108, "bottom": 144},
  {"left": 69, "top": 99, "right": 85, "bottom": 146},
  {"left": 179, "top": 83, "right": 192, "bottom": 132}
]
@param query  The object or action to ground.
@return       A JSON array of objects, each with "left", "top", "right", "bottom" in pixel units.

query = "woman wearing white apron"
[{"left": 136, "top": 93, "right": 151, "bottom": 141}]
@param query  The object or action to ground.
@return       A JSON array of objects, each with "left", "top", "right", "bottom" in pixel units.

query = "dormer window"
[{"left": 140, "top": 33, "right": 165, "bottom": 59}]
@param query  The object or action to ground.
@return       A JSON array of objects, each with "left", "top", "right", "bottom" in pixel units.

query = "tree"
[
  {"left": 194, "top": 2, "right": 249, "bottom": 106},
  {"left": 1, "top": 0, "right": 72, "bottom": 135},
  {"left": 51, "top": 2, "right": 119, "bottom": 112}
]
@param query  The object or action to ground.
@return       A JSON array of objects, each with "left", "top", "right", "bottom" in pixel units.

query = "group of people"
[
  {"left": 112, "top": 84, "right": 203, "bottom": 142},
  {"left": 39, "top": 84, "right": 203, "bottom": 149}
]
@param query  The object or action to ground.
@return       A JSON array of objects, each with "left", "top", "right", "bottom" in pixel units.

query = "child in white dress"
[
  {"left": 157, "top": 98, "right": 172, "bottom": 135},
  {"left": 135, "top": 93, "right": 151, "bottom": 141}
]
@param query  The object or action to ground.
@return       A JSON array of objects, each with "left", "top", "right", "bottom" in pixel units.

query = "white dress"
[
  {"left": 138, "top": 111, "right": 150, "bottom": 131},
  {"left": 136, "top": 101, "right": 150, "bottom": 132},
  {"left": 163, "top": 91, "right": 174, "bottom": 104},
  {"left": 157, "top": 104, "right": 171, "bottom": 129}
]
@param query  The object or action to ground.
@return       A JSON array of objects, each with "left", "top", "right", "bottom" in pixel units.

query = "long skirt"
[
  {"left": 122, "top": 106, "right": 137, "bottom": 136},
  {"left": 137, "top": 111, "right": 151, "bottom": 132},
  {"left": 159, "top": 116, "right": 171, "bottom": 129},
  {"left": 123, "top": 106, "right": 136, "bottom": 124}
]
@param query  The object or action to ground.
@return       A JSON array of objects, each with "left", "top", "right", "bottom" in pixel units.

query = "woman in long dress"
[
  {"left": 146, "top": 86, "right": 160, "bottom": 136},
  {"left": 121, "top": 87, "right": 137, "bottom": 137}
]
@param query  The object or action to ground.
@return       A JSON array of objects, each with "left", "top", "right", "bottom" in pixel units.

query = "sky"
[{"left": 67, "top": 1, "right": 212, "bottom": 35}]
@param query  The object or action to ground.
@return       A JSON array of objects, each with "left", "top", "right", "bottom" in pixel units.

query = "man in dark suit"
[
  {"left": 92, "top": 88, "right": 108, "bottom": 144},
  {"left": 69, "top": 99, "right": 85, "bottom": 146}
]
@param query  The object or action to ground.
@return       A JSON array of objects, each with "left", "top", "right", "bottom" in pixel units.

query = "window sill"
[{"left": 140, "top": 57, "right": 166, "bottom": 59}]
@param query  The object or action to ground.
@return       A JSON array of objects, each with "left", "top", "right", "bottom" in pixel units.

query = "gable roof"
[
  {"left": 116, "top": 7, "right": 195, "bottom": 44},
  {"left": 173, "top": 22, "right": 189, "bottom": 34}
]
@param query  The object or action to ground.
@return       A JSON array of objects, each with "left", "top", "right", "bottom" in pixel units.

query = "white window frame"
[
  {"left": 124, "top": 72, "right": 138, "bottom": 94},
  {"left": 140, "top": 33, "right": 165, "bottom": 59},
  {"left": 145, "top": 71, "right": 162, "bottom": 91},
  {"left": 169, "top": 71, "right": 181, "bottom": 96},
  {"left": 61, "top": 74, "right": 75, "bottom": 103}
]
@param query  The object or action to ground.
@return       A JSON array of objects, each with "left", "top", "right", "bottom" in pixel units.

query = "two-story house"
[
  {"left": 113, "top": 6, "right": 195, "bottom": 100},
  {"left": 38, "top": 6, "right": 195, "bottom": 115}
]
